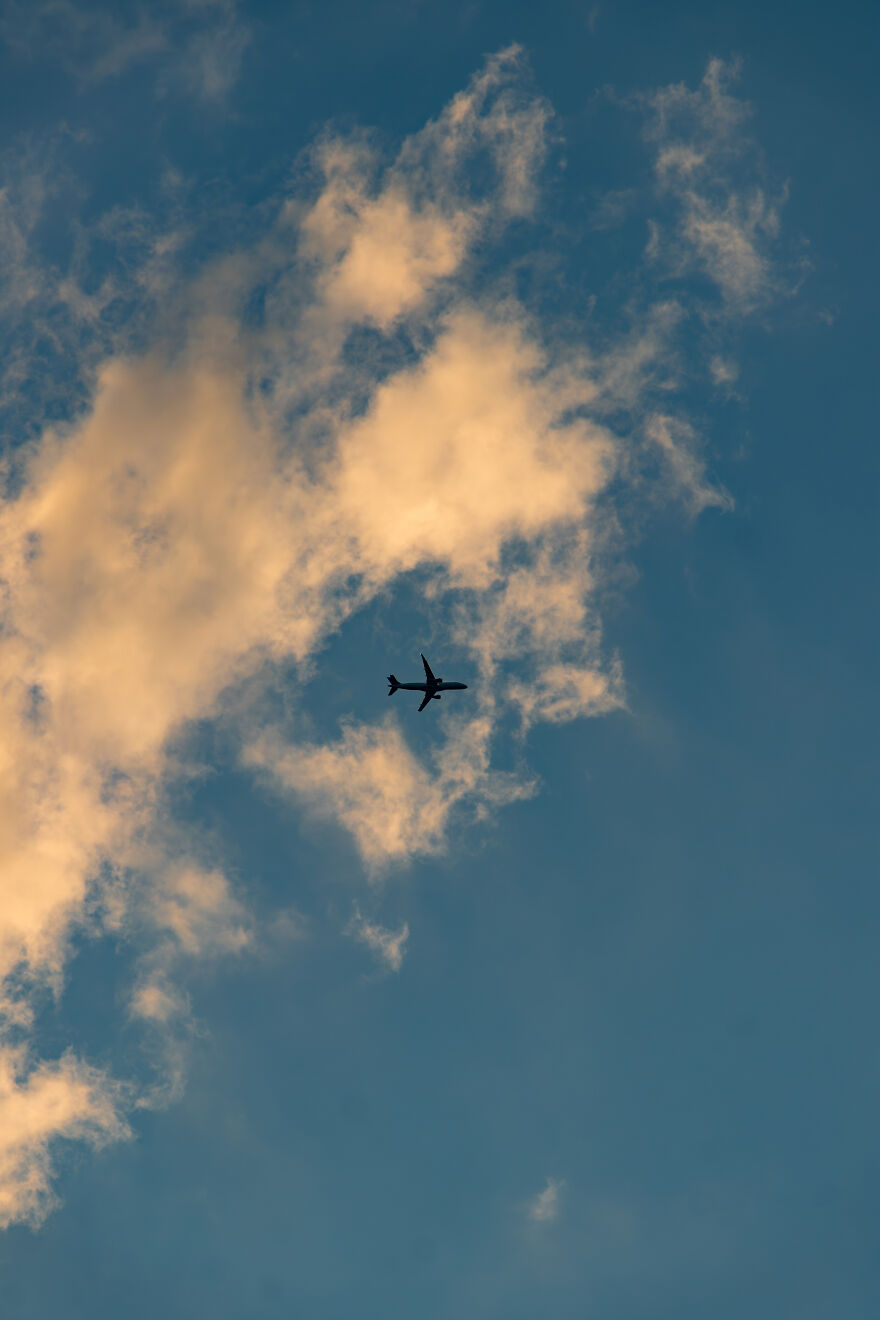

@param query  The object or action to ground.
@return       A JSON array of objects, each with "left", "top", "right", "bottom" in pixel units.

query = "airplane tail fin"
[{"left": 387, "top": 675, "right": 399, "bottom": 695}]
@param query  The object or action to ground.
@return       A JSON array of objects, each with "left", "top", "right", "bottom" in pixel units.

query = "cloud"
[
  {"left": 170, "top": 2, "right": 250, "bottom": 103},
  {"left": 509, "top": 661, "right": 623, "bottom": 728},
  {"left": 302, "top": 174, "right": 478, "bottom": 332},
  {"left": 645, "top": 412, "right": 732, "bottom": 515},
  {"left": 151, "top": 866, "right": 250, "bottom": 958},
  {"left": 647, "top": 57, "right": 749, "bottom": 154},
  {"left": 130, "top": 980, "right": 186, "bottom": 1026},
  {"left": 0, "top": 0, "right": 249, "bottom": 100},
  {"left": 292, "top": 45, "right": 549, "bottom": 357},
  {"left": 0, "top": 1044, "right": 131, "bottom": 1229},
  {"left": 0, "top": 353, "right": 289, "bottom": 1015},
  {"left": 0, "top": 52, "right": 558, "bottom": 1215},
  {"left": 348, "top": 909, "right": 409, "bottom": 973},
  {"left": 679, "top": 189, "right": 780, "bottom": 307},
  {"left": 0, "top": 51, "right": 791, "bottom": 1223},
  {"left": 709, "top": 354, "right": 739, "bottom": 387},
  {"left": 528, "top": 1176, "right": 565, "bottom": 1223},
  {"left": 0, "top": 1, "right": 166, "bottom": 85},
  {"left": 327, "top": 308, "right": 615, "bottom": 585},
  {"left": 247, "top": 716, "right": 533, "bottom": 873},
  {"left": 0, "top": 166, "right": 49, "bottom": 314},
  {"left": 643, "top": 58, "right": 785, "bottom": 309},
  {"left": 0, "top": 137, "right": 201, "bottom": 457}
]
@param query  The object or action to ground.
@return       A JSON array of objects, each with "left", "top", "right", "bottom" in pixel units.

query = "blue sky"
[{"left": 0, "top": 2, "right": 877, "bottom": 1317}]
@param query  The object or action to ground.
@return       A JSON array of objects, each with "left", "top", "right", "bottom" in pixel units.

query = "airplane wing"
[
  {"left": 421, "top": 653, "right": 436, "bottom": 684},
  {"left": 417, "top": 692, "right": 433, "bottom": 713}
]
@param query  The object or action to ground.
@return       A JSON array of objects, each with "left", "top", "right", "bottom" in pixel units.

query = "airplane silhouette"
[{"left": 387, "top": 654, "right": 468, "bottom": 712}]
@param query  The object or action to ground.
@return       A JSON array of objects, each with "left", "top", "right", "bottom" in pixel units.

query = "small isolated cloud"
[
  {"left": 529, "top": 1176, "right": 565, "bottom": 1223},
  {"left": 348, "top": 909, "right": 409, "bottom": 973}
]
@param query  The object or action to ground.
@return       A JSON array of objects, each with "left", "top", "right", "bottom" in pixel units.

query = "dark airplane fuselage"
[{"left": 394, "top": 682, "right": 467, "bottom": 692}]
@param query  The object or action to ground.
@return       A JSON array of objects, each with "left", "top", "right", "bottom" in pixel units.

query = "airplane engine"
[{"left": 433, "top": 693, "right": 441, "bottom": 700}]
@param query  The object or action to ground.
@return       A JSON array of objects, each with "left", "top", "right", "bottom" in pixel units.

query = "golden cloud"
[{"left": 0, "top": 49, "right": 778, "bottom": 1224}]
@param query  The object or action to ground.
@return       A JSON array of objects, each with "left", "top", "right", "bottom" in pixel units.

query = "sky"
[{"left": 0, "top": 1, "right": 877, "bottom": 1316}]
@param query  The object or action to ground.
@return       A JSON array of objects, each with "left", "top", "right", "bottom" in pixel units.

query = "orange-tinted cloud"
[
  {"left": 0, "top": 50, "right": 784, "bottom": 1224},
  {"left": 0, "top": 1044, "right": 130, "bottom": 1229},
  {"left": 644, "top": 58, "right": 786, "bottom": 310}
]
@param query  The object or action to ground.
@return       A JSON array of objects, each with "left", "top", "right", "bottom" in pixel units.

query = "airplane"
[{"left": 387, "top": 654, "right": 468, "bottom": 712}]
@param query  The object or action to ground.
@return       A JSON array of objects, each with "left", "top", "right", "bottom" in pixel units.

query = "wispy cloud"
[
  {"left": 247, "top": 717, "right": 532, "bottom": 873},
  {"left": 709, "top": 354, "right": 739, "bottom": 387},
  {"left": 165, "top": 1, "right": 250, "bottom": 103},
  {"left": 645, "top": 412, "right": 733, "bottom": 515},
  {"left": 0, "top": 50, "right": 793, "bottom": 1224},
  {"left": 528, "top": 1176, "right": 565, "bottom": 1223},
  {"left": 642, "top": 58, "right": 786, "bottom": 310},
  {"left": 0, "top": 0, "right": 249, "bottom": 100},
  {"left": 348, "top": 909, "right": 410, "bottom": 973},
  {"left": 0, "top": 1, "right": 167, "bottom": 84}
]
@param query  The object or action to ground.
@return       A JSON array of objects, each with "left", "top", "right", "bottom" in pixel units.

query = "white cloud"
[{"left": 529, "top": 1176, "right": 565, "bottom": 1223}]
